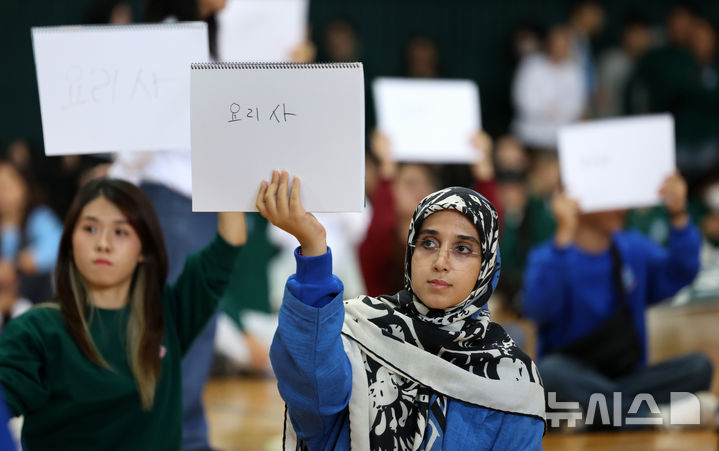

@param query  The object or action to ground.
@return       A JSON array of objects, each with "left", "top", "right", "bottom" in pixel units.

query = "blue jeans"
[
  {"left": 141, "top": 182, "right": 218, "bottom": 450},
  {"left": 539, "top": 352, "right": 713, "bottom": 430}
]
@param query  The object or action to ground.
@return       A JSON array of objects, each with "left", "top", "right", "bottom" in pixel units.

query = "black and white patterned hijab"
[
  {"left": 402, "top": 186, "right": 502, "bottom": 326},
  {"left": 283, "top": 187, "right": 546, "bottom": 450}
]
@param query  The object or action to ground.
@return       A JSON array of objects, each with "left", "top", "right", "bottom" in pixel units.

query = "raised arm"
[
  {"left": 470, "top": 131, "right": 495, "bottom": 184},
  {"left": 217, "top": 211, "right": 247, "bottom": 246},
  {"left": 645, "top": 172, "right": 701, "bottom": 304},
  {"left": 257, "top": 170, "right": 352, "bottom": 448},
  {"left": 470, "top": 131, "right": 503, "bottom": 225},
  {"left": 659, "top": 171, "right": 690, "bottom": 230},
  {"left": 166, "top": 211, "right": 246, "bottom": 354},
  {"left": 522, "top": 191, "right": 578, "bottom": 326},
  {"left": 358, "top": 131, "right": 404, "bottom": 296}
]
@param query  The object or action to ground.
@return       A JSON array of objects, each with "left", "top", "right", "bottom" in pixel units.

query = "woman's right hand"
[{"left": 256, "top": 170, "right": 327, "bottom": 257}]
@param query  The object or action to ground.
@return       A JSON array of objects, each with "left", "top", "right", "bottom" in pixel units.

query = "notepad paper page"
[
  {"left": 190, "top": 63, "right": 365, "bottom": 213},
  {"left": 32, "top": 23, "right": 208, "bottom": 155}
]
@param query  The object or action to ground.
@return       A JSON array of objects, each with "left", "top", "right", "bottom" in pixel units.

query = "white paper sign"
[
  {"left": 191, "top": 62, "right": 365, "bottom": 212},
  {"left": 32, "top": 23, "right": 208, "bottom": 155},
  {"left": 373, "top": 77, "right": 481, "bottom": 163},
  {"left": 558, "top": 114, "right": 676, "bottom": 213},
  {"left": 217, "top": 0, "right": 308, "bottom": 62}
]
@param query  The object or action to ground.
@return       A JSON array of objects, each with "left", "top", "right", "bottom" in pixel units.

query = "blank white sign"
[
  {"left": 217, "top": 0, "right": 308, "bottom": 62},
  {"left": 558, "top": 114, "right": 676, "bottom": 213},
  {"left": 373, "top": 77, "right": 481, "bottom": 163},
  {"left": 191, "top": 63, "right": 365, "bottom": 212},
  {"left": 32, "top": 23, "right": 208, "bottom": 155}
]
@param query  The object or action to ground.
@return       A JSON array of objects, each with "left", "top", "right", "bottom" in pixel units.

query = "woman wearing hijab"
[{"left": 257, "top": 170, "right": 545, "bottom": 450}]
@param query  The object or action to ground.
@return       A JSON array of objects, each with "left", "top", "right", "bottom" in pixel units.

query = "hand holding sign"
[
  {"left": 373, "top": 77, "right": 481, "bottom": 163},
  {"left": 217, "top": 0, "right": 308, "bottom": 62},
  {"left": 470, "top": 131, "right": 494, "bottom": 181},
  {"left": 552, "top": 190, "right": 581, "bottom": 247},
  {"left": 558, "top": 114, "right": 676, "bottom": 213},
  {"left": 659, "top": 171, "right": 689, "bottom": 227},
  {"left": 256, "top": 170, "right": 327, "bottom": 257},
  {"left": 370, "top": 130, "right": 397, "bottom": 179}
]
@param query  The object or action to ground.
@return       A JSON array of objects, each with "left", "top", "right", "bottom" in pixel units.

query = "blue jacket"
[
  {"left": 270, "top": 249, "right": 544, "bottom": 450},
  {"left": 0, "top": 393, "right": 15, "bottom": 451},
  {"left": 522, "top": 224, "right": 701, "bottom": 362}
]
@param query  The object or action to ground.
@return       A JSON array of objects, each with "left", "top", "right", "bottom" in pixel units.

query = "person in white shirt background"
[{"left": 512, "top": 25, "right": 587, "bottom": 152}]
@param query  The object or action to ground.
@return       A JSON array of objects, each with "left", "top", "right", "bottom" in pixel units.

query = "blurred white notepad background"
[
  {"left": 217, "top": 0, "right": 308, "bottom": 62},
  {"left": 191, "top": 63, "right": 365, "bottom": 212},
  {"left": 558, "top": 114, "right": 676, "bottom": 213},
  {"left": 32, "top": 23, "right": 208, "bottom": 155},
  {"left": 373, "top": 78, "right": 481, "bottom": 163}
]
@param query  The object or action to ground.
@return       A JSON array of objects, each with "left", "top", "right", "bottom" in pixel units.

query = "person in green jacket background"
[{"left": 0, "top": 178, "right": 246, "bottom": 450}]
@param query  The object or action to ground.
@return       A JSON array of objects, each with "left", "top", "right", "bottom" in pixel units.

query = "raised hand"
[
  {"left": 552, "top": 190, "right": 580, "bottom": 247},
  {"left": 470, "top": 130, "right": 495, "bottom": 181},
  {"left": 256, "top": 170, "right": 327, "bottom": 257},
  {"left": 370, "top": 129, "right": 397, "bottom": 179},
  {"left": 659, "top": 171, "right": 689, "bottom": 227},
  {"left": 17, "top": 249, "right": 37, "bottom": 274},
  {"left": 290, "top": 40, "right": 317, "bottom": 63},
  {"left": 290, "top": 28, "right": 317, "bottom": 63}
]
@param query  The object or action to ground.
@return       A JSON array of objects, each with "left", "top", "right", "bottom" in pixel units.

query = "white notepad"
[
  {"left": 31, "top": 22, "right": 208, "bottom": 155},
  {"left": 217, "top": 0, "right": 308, "bottom": 62},
  {"left": 558, "top": 114, "right": 676, "bottom": 213},
  {"left": 373, "top": 77, "right": 481, "bottom": 163},
  {"left": 190, "top": 62, "right": 365, "bottom": 212}
]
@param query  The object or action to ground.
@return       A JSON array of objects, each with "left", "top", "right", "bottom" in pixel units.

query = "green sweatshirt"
[{"left": 0, "top": 234, "right": 241, "bottom": 451}]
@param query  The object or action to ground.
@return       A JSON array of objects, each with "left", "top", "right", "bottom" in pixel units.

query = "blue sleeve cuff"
[
  {"left": 669, "top": 219, "right": 699, "bottom": 237},
  {"left": 550, "top": 241, "right": 571, "bottom": 256},
  {"left": 294, "top": 246, "right": 333, "bottom": 284},
  {"left": 287, "top": 247, "right": 343, "bottom": 308},
  {"left": 668, "top": 220, "right": 702, "bottom": 255}
]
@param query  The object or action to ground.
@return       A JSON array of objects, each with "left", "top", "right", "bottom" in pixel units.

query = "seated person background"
[
  {"left": 522, "top": 171, "right": 714, "bottom": 429},
  {"left": 0, "top": 160, "right": 63, "bottom": 305}
]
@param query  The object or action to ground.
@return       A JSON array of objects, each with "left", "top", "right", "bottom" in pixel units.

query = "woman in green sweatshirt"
[{"left": 0, "top": 178, "right": 246, "bottom": 450}]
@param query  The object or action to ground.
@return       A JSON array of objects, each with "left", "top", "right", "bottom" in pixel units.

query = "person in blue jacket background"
[
  {"left": 257, "top": 170, "right": 545, "bottom": 450},
  {"left": 523, "top": 171, "right": 713, "bottom": 429}
]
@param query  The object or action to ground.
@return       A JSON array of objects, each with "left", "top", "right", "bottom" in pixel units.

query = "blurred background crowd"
[
  {"left": 2, "top": 0, "right": 718, "bottom": 344},
  {"left": 0, "top": 2, "right": 719, "bottom": 445}
]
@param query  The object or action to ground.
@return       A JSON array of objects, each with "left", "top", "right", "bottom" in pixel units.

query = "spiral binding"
[{"left": 191, "top": 62, "right": 362, "bottom": 70}]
